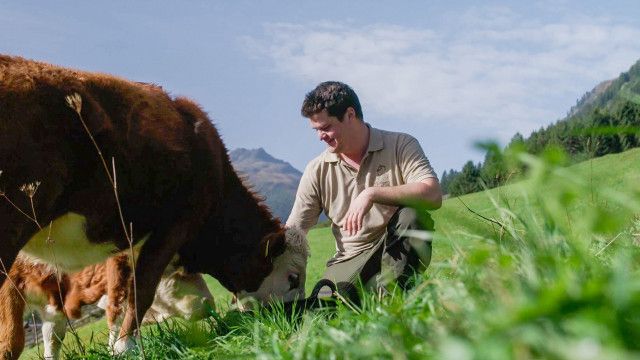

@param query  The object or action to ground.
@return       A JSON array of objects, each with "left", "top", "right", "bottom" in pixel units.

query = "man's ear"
[{"left": 344, "top": 107, "right": 356, "bottom": 122}]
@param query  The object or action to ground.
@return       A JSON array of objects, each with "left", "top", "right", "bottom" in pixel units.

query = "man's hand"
[
  {"left": 341, "top": 180, "right": 442, "bottom": 236},
  {"left": 342, "top": 188, "right": 374, "bottom": 236}
]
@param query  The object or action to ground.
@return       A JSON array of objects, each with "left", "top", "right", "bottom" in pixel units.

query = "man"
[{"left": 286, "top": 81, "right": 442, "bottom": 300}]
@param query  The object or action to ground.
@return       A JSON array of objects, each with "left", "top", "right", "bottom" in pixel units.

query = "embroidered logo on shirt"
[{"left": 374, "top": 164, "right": 390, "bottom": 187}]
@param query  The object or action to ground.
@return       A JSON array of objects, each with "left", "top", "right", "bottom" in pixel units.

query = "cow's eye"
[{"left": 288, "top": 273, "right": 300, "bottom": 290}]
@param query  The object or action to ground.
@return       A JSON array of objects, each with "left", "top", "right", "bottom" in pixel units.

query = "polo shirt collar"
[
  {"left": 323, "top": 151, "right": 340, "bottom": 162},
  {"left": 367, "top": 125, "right": 384, "bottom": 152},
  {"left": 323, "top": 124, "right": 384, "bottom": 162}
]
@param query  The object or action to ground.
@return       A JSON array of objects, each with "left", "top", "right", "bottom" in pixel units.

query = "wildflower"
[
  {"left": 19, "top": 181, "right": 41, "bottom": 198},
  {"left": 65, "top": 93, "right": 82, "bottom": 114}
]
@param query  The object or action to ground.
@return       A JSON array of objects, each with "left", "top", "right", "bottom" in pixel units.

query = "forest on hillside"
[{"left": 441, "top": 59, "right": 640, "bottom": 196}]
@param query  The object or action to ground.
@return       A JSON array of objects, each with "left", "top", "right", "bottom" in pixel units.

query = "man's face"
[{"left": 309, "top": 110, "right": 347, "bottom": 153}]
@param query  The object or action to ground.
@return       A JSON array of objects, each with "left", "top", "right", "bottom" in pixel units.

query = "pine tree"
[{"left": 448, "top": 161, "right": 482, "bottom": 196}]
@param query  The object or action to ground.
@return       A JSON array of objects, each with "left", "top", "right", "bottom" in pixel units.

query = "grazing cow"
[
  {"left": 0, "top": 55, "right": 309, "bottom": 353},
  {"left": 0, "top": 253, "right": 215, "bottom": 360}
]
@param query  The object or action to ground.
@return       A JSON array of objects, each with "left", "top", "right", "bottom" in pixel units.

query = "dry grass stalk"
[
  {"left": 1, "top": 178, "right": 85, "bottom": 356},
  {"left": 65, "top": 93, "right": 145, "bottom": 358},
  {"left": 332, "top": 291, "right": 362, "bottom": 314}
]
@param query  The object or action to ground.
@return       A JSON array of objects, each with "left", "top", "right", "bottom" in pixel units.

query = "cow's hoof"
[{"left": 112, "top": 336, "right": 136, "bottom": 355}]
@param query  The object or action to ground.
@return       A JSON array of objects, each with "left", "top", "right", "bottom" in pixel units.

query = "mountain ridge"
[
  {"left": 564, "top": 58, "right": 640, "bottom": 121},
  {"left": 229, "top": 148, "right": 302, "bottom": 221}
]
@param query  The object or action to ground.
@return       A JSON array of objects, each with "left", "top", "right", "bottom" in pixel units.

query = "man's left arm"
[
  {"left": 343, "top": 179, "right": 442, "bottom": 235},
  {"left": 343, "top": 136, "right": 442, "bottom": 235}
]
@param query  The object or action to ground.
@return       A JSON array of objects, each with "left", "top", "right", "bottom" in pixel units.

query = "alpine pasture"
[{"left": 21, "top": 147, "right": 640, "bottom": 359}]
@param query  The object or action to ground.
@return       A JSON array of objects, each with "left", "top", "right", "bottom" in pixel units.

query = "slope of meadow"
[
  {"left": 434, "top": 147, "right": 640, "bottom": 255},
  {"left": 21, "top": 148, "right": 640, "bottom": 359}
]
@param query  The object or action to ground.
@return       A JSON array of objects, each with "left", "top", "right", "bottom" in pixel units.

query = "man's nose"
[{"left": 318, "top": 131, "right": 328, "bottom": 141}]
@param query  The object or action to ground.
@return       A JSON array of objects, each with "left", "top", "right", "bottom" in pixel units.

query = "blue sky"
[{"left": 2, "top": 1, "right": 639, "bottom": 175}]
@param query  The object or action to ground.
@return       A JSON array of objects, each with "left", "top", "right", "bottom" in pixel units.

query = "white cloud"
[{"left": 244, "top": 8, "right": 640, "bottom": 144}]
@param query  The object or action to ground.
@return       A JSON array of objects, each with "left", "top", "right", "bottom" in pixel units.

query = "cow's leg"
[
  {"left": 40, "top": 305, "right": 67, "bottom": 360},
  {"left": 0, "top": 271, "right": 26, "bottom": 360},
  {"left": 95, "top": 294, "right": 123, "bottom": 352},
  {"left": 107, "top": 311, "right": 125, "bottom": 352},
  {"left": 41, "top": 275, "right": 68, "bottom": 360},
  {"left": 113, "top": 224, "right": 193, "bottom": 354},
  {"left": 0, "top": 252, "right": 17, "bottom": 291},
  {"left": 105, "top": 255, "right": 128, "bottom": 352},
  {"left": 62, "top": 286, "right": 83, "bottom": 320},
  {"left": 0, "top": 228, "right": 23, "bottom": 291},
  {"left": 93, "top": 294, "right": 121, "bottom": 351}
]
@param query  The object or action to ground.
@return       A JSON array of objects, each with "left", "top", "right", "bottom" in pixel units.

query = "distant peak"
[
  {"left": 255, "top": 147, "right": 270, "bottom": 158},
  {"left": 230, "top": 147, "right": 285, "bottom": 165}
]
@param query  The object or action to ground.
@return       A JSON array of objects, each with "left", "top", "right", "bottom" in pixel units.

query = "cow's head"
[
  {"left": 236, "top": 227, "right": 309, "bottom": 304},
  {"left": 142, "top": 262, "right": 215, "bottom": 323}
]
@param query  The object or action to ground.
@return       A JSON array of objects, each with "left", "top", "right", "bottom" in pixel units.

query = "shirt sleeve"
[
  {"left": 398, "top": 135, "right": 438, "bottom": 184},
  {"left": 286, "top": 162, "right": 323, "bottom": 232}
]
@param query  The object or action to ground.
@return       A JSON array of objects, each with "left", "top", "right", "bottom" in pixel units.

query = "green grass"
[
  {"left": 434, "top": 148, "right": 640, "bottom": 252},
  {"left": 21, "top": 147, "right": 640, "bottom": 359}
]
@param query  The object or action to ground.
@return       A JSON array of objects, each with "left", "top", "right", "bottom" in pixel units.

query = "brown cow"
[
  {"left": 0, "top": 55, "right": 309, "bottom": 353},
  {"left": 0, "top": 252, "right": 215, "bottom": 359}
]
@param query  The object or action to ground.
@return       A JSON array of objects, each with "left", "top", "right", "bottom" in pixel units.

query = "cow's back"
[{"left": 0, "top": 55, "right": 210, "bottom": 265}]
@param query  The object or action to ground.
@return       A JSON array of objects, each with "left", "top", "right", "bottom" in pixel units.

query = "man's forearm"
[
  {"left": 342, "top": 178, "right": 442, "bottom": 235},
  {"left": 365, "top": 178, "right": 442, "bottom": 209}
]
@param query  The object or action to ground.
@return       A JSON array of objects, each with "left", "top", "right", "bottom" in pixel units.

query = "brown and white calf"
[
  {"left": 0, "top": 253, "right": 215, "bottom": 359},
  {"left": 0, "top": 55, "right": 309, "bottom": 353}
]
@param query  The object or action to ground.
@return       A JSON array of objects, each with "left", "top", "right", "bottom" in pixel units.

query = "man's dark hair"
[{"left": 301, "top": 81, "right": 363, "bottom": 121}]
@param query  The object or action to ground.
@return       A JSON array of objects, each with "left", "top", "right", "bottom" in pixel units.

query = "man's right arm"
[{"left": 286, "top": 163, "right": 323, "bottom": 235}]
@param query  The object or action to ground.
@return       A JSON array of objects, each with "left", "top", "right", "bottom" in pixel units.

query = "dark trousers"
[{"left": 320, "top": 207, "right": 433, "bottom": 300}]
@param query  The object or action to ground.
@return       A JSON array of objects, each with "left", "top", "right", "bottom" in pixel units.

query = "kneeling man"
[{"left": 287, "top": 81, "right": 442, "bottom": 300}]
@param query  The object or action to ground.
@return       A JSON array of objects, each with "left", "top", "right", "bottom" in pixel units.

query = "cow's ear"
[{"left": 262, "top": 231, "right": 286, "bottom": 259}]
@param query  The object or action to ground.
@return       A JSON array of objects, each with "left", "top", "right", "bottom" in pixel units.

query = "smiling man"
[{"left": 286, "top": 81, "right": 442, "bottom": 300}]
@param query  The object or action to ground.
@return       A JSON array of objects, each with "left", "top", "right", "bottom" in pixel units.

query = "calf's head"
[{"left": 236, "top": 227, "right": 309, "bottom": 304}]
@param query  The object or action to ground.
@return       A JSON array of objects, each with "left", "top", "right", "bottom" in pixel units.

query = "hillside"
[
  {"left": 442, "top": 57, "right": 640, "bottom": 196},
  {"left": 565, "top": 79, "right": 615, "bottom": 118},
  {"left": 435, "top": 147, "right": 640, "bottom": 247},
  {"left": 229, "top": 148, "right": 302, "bottom": 221},
  {"left": 534, "top": 57, "right": 640, "bottom": 138},
  {"left": 566, "top": 58, "right": 640, "bottom": 120}
]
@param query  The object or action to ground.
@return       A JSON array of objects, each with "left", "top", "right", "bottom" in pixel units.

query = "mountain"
[
  {"left": 565, "top": 58, "right": 640, "bottom": 120},
  {"left": 229, "top": 148, "right": 302, "bottom": 221},
  {"left": 566, "top": 79, "right": 615, "bottom": 118}
]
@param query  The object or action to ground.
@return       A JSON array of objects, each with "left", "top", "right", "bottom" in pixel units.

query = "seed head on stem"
[
  {"left": 65, "top": 93, "right": 82, "bottom": 114},
  {"left": 19, "top": 181, "right": 41, "bottom": 198}
]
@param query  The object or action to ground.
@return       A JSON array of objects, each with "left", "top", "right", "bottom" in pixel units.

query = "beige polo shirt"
[{"left": 287, "top": 126, "right": 437, "bottom": 265}]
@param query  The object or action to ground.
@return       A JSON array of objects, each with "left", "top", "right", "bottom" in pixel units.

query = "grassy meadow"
[{"left": 21, "top": 147, "right": 640, "bottom": 359}]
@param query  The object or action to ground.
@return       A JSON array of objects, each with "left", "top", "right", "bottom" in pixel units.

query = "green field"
[{"left": 21, "top": 148, "right": 640, "bottom": 359}]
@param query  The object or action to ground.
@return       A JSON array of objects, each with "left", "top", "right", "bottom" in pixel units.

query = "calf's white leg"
[{"left": 40, "top": 305, "right": 67, "bottom": 360}]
